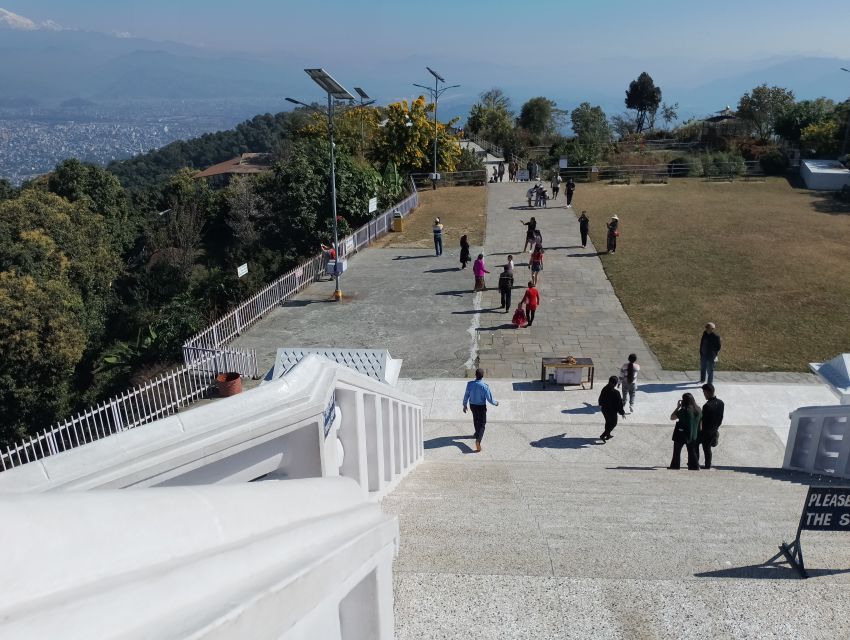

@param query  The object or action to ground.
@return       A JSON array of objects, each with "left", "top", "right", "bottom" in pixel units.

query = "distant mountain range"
[{"left": 1, "top": 6, "right": 848, "bottom": 123}]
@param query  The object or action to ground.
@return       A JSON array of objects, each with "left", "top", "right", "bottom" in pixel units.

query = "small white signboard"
[
  {"left": 559, "top": 157, "right": 570, "bottom": 169},
  {"left": 344, "top": 237, "right": 355, "bottom": 254},
  {"left": 237, "top": 263, "right": 249, "bottom": 278},
  {"left": 368, "top": 196, "right": 378, "bottom": 213},
  {"left": 517, "top": 169, "right": 530, "bottom": 181}
]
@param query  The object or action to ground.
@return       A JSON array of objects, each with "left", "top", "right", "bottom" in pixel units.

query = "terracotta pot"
[{"left": 215, "top": 372, "right": 242, "bottom": 397}]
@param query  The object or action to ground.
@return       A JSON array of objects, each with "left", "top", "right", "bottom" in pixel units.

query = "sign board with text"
[
  {"left": 368, "top": 197, "right": 378, "bottom": 213},
  {"left": 237, "top": 263, "right": 248, "bottom": 278}
]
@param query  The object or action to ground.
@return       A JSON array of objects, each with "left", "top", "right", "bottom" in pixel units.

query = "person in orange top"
[{"left": 522, "top": 281, "right": 540, "bottom": 327}]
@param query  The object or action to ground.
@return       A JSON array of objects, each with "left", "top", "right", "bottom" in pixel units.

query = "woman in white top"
[{"left": 619, "top": 353, "right": 640, "bottom": 413}]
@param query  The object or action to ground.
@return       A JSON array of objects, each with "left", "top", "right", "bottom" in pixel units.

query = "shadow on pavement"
[
  {"left": 452, "top": 308, "right": 502, "bottom": 315},
  {"left": 435, "top": 290, "right": 469, "bottom": 297},
  {"left": 530, "top": 434, "right": 601, "bottom": 449},
  {"left": 392, "top": 255, "right": 433, "bottom": 260},
  {"left": 478, "top": 323, "right": 515, "bottom": 331},
  {"left": 606, "top": 466, "right": 660, "bottom": 471},
  {"left": 562, "top": 402, "right": 601, "bottom": 414},
  {"left": 424, "top": 267, "right": 461, "bottom": 273},
  {"left": 283, "top": 298, "right": 337, "bottom": 307},
  {"left": 424, "top": 435, "right": 475, "bottom": 454},
  {"left": 512, "top": 381, "right": 563, "bottom": 391},
  {"left": 694, "top": 556, "right": 850, "bottom": 580},
  {"left": 638, "top": 382, "right": 700, "bottom": 394},
  {"left": 567, "top": 251, "right": 607, "bottom": 258},
  {"left": 712, "top": 465, "right": 845, "bottom": 488}
]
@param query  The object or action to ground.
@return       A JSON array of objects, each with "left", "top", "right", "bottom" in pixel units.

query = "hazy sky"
[{"left": 11, "top": 0, "right": 850, "bottom": 60}]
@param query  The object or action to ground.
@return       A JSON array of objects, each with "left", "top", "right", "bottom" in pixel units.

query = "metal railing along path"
[{"left": 0, "top": 348, "right": 257, "bottom": 471}]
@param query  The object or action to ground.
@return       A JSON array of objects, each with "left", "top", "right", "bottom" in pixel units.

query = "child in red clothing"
[{"left": 511, "top": 304, "right": 528, "bottom": 328}]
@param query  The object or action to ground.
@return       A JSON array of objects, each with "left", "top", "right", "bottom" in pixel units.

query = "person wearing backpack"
[{"left": 619, "top": 353, "right": 640, "bottom": 413}]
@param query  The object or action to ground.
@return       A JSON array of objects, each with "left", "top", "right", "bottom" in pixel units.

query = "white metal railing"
[
  {"left": 0, "top": 348, "right": 257, "bottom": 472},
  {"left": 182, "top": 185, "right": 419, "bottom": 354},
  {"left": 784, "top": 405, "right": 850, "bottom": 479}
]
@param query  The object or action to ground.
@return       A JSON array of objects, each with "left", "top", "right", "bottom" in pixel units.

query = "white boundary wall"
[
  {"left": 784, "top": 404, "right": 850, "bottom": 478},
  {"left": 0, "top": 478, "right": 398, "bottom": 639},
  {"left": 0, "top": 354, "right": 424, "bottom": 499}
]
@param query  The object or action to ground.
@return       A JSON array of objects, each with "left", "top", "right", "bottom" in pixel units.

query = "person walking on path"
[
  {"left": 498, "top": 161, "right": 505, "bottom": 182},
  {"left": 432, "top": 218, "right": 444, "bottom": 256},
  {"left": 491, "top": 166, "right": 498, "bottom": 182},
  {"left": 506, "top": 254, "right": 515, "bottom": 272},
  {"left": 565, "top": 177, "right": 576, "bottom": 207},
  {"left": 459, "top": 234, "right": 471, "bottom": 269},
  {"left": 669, "top": 393, "right": 702, "bottom": 470},
  {"left": 521, "top": 281, "right": 540, "bottom": 326},
  {"left": 551, "top": 172, "right": 561, "bottom": 200},
  {"left": 578, "top": 211, "right": 590, "bottom": 248},
  {"left": 498, "top": 265, "right": 514, "bottom": 312},
  {"left": 700, "top": 383, "right": 725, "bottom": 469},
  {"left": 619, "top": 353, "right": 640, "bottom": 413},
  {"left": 606, "top": 215, "right": 620, "bottom": 253},
  {"left": 473, "top": 254, "right": 489, "bottom": 291},
  {"left": 598, "top": 376, "right": 626, "bottom": 442},
  {"left": 463, "top": 368, "right": 499, "bottom": 453},
  {"left": 530, "top": 244, "right": 544, "bottom": 286},
  {"left": 699, "top": 322, "right": 721, "bottom": 384},
  {"left": 521, "top": 217, "right": 537, "bottom": 252}
]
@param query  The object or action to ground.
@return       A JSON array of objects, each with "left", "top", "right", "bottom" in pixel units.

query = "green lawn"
[{"left": 578, "top": 177, "right": 850, "bottom": 372}]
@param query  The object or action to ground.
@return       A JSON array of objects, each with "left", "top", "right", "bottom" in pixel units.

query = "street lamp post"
[
  {"left": 414, "top": 67, "right": 459, "bottom": 188},
  {"left": 353, "top": 87, "right": 376, "bottom": 155},
  {"left": 841, "top": 68, "right": 850, "bottom": 156},
  {"left": 286, "top": 69, "right": 355, "bottom": 301}
]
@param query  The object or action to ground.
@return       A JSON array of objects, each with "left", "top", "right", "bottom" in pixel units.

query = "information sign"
[
  {"left": 237, "top": 263, "right": 248, "bottom": 278},
  {"left": 369, "top": 196, "right": 378, "bottom": 213}
]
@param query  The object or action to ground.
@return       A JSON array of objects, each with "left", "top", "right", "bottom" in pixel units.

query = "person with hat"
[
  {"left": 699, "top": 322, "right": 721, "bottom": 384},
  {"left": 606, "top": 215, "right": 620, "bottom": 253},
  {"left": 432, "top": 218, "right": 444, "bottom": 256}
]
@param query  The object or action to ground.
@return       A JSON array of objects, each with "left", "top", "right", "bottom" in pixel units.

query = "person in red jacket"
[{"left": 521, "top": 281, "right": 540, "bottom": 327}]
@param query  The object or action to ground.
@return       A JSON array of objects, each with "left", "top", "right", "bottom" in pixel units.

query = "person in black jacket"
[
  {"left": 598, "top": 376, "right": 626, "bottom": 442},
  {"left": 578, "top": 211, "right": 590, "bottom": 248},
  {"left": 699, "top": 322, "right": 721, "bottom": 384},
  {"left": 700, "top": 383, "right": 725, "bottom": 469},
  {"left": 498, "top": 265, "right": 514, "bottom": 312}
]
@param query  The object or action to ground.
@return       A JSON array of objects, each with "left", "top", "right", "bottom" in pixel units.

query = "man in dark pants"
[
  {"left": 578, "top": 211, "right": 590, "bottom": 249},
  {"left": 700, "top": 383, "right": 725, "bottom": 469},
  {"left": 462, "top": 369, "right": 499, "bottom": 453},
  {"left": 432, "top": 218, "right": 443, "bottom": 256},
  {"left": 498, "top": 265, "right": 514, "bottom": 312},
  {"left": 598, "top": 376, "right": 626, "bottom": 442},
  {"left": 565, "top": 177, "right": 576, "bottom": 208},
  {"left": 699, "top": 322, "right": 721, "bottom": 384}
]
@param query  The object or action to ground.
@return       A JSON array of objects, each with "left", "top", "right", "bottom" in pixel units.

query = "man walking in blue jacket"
[{"left": 463, "top": 368, "right": 499, "bottom": 452}]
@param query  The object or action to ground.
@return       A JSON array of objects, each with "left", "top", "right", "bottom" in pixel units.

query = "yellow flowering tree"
[
  {"left": 372, "top": 96, "right": 461, "bottom": 174},
  {"left": 302, "top": 105, "right": 382, "bottom": 157}
]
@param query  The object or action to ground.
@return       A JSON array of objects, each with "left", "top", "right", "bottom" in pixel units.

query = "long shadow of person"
[
  {"left": 424, "top": 435, "right": 475, "bottom": 454},
  {"left": 561, "top": 402, "right": 600, "bottom": 415},
  {"left": 530, "top": 433, "right": 602, "bottom": 449}
]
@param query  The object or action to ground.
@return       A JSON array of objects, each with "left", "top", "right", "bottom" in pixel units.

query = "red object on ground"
[{"left": 216, "top": 372, "right": 242, "bottom": 397}]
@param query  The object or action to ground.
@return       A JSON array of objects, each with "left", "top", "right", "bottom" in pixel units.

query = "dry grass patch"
[
  {"left": 576, "top": 178, "right": 850, "bottom": 371},
  {"left": 374, "top": 186, "right": 486, "bottom": 250}
]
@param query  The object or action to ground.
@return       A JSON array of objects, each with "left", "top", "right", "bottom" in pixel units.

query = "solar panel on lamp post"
[
  {"left": 290, "top": 69, "right": 355, "bottom": 301},
  {"left": 414, "top": 68, "right": 459, "bottom": 189}
]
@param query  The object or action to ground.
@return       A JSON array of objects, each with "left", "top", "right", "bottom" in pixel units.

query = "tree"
[
  {"left": 801, "top": 120, "right": 841, "bottom": 157},
  {"left": 466, "top": 88, "right": 515, "bottom": 148},
  {"left": 774, "top": 98, "right": 836, "bottom": 145},
  {"left": 737, "top": 84, "right": 795, "bottom": 140},
  {"left": 0, "top": 179, "right": 14, "bottom": 201},
  {"left": 660, "top": 102, "right": 679, "bottom": 132},
  {"left": 372, "top": 96, "right": 461, "bottom": 174},
  {"left": 625, "top": 72, "right": 662, "bottom": 134},
  {"left": 569, "top": 103, "right": 611, "bottom": 164},
  {"left": 225, "top": 176, "right": 265, "bottom": 260},
  {"left": 610, "top": 113, "right": 638, "bottom": 139},
  {"left": 302, "top": 104, "right": 382, "bottom": 157},
  {"left": 518, "top": 97, "right": 561, "bottom": 139}
]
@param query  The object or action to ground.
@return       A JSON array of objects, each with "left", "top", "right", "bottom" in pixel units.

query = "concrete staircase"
[{"left": 386, "top": 418, "right": 850, "bottom": 639}]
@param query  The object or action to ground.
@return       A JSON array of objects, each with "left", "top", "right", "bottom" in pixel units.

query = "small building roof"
[
  {"left": 195, "top": 153, "right": 273, "bottom": 179},
  {"left": 269, "top": 348, "right": 403, "bottom": 385}
]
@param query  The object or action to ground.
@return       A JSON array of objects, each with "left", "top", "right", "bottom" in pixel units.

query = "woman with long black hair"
[{"left": 669, "top": 393, "right": 702, "bottom": 470}]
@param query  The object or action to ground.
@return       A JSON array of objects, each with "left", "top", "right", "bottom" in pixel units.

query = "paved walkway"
[
  {"left": 234, "top": 182, "right": 818, "bottom": 384},
  {"left": 386, "top": 416, "right": 850, "bottom": 640}
]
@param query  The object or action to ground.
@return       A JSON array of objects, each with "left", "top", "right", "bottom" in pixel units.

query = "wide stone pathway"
[{"left": 385, "top": 417, "right": 850, "bottom": 639}]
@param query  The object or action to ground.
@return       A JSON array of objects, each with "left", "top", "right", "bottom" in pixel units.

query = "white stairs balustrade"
[
  {"left": 784, "top": 404, "right": 850, "bottom": 478},
  {"left": 0, "top": 478, "right": 397, "bottom": 640},
  {"left": 0, "top": 354, "right": 424, "bottom": 497}
]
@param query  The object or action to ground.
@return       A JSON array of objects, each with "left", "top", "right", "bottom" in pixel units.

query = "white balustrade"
[
  {"left": 784, "top": 404, "right": 850, "bottom": 478},
  {"left": 0, "top": 478, "right": 397, "bottom": 640},
  {"left": 0, "top": 354, "right": 424, "bottom": 498}
]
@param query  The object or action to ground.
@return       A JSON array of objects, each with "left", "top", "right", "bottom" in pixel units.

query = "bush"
[
  {"left": 759, "top": 149, "right": 789, "bottom": 175},
  {"left": 702, "top": 152, "right": 745, "bottom": 176},
  {"left": 667, "top": 156, "right": 703, "bottom": 177}
]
